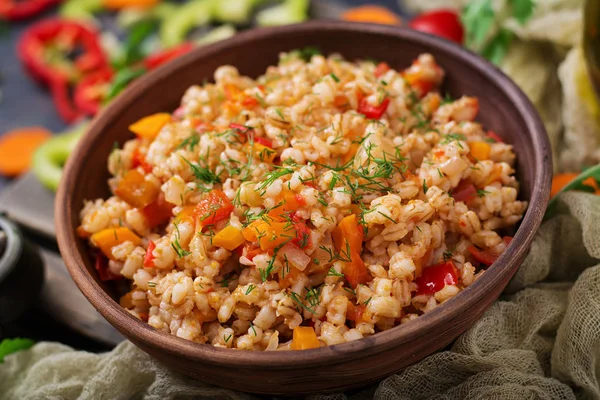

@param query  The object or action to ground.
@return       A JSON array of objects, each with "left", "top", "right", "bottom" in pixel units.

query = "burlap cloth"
[{"left": 1, "top": 191, "right": 600, "bottom": 399}]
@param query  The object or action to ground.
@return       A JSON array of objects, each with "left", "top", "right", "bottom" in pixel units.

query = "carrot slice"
[
  {"left": 0, "top": 127, "right": 52, "bottom": 177},
  {"left": 342, "top": 5, "right": 402, "bottom": 25},
  {"left": 551, "top": 173, "right": 600, "bottom": 198}
]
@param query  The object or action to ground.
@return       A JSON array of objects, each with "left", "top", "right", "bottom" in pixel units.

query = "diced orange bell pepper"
[
  {"left": 115, "top": 169, "right": 159, "bottom": 209},
  {"left": 279, "top": 265, "right": 300, "bottom": 289},
  {"left": 470, "top": 141, "right": 491, "bottom": 161},
  {"left": 484, "top": 164, "right": 503, "bottom": 187},
  {"left": 175, "top": 205, "right": 197, "bottom": 224},
  {"left": 344, "top": 251, "right": 371, "bottom": 288},
  {"left": 242, "top": 220, "right": 296, "bottom": 251},
  {"left": 254, "top": 143, "right": 277, "bottom": 163},
  {"left": 194, "top": 190, "right": 234, "bottom": 228},
  {"left": 290, "top": 326, "right": 320, "bottom": 350},
  {"left": 129, "top": 113, "right": 171, "bottom": 140},
  {"left": 91, "top": 227, "right": 142, "bottom": 260},
  {"left": 212, "top": 225, "right": 245, "bottom": 250},
  {"left": 223, "top": 84, "right": 243, "bottom": 102},
  {"left": 332, "top": 214, "right": 364, "bottom": 254}
]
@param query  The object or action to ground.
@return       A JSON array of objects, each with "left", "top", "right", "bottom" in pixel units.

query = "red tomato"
[
  {"left": 374, "top": 62, "right": 390, "bottom": 78},
  {"left": 357, "top": 97, "right": 390, "bottom": 119},
  {"left": 452, "top": 180, "right": 477, "bottom": 204},
  {"left": 141, "top": 196, "right": 174, "bottom": 228},
  {"left": 131, "top": 148, "right": 153, "bottom": 174},
  {"left": 143, "top": 241, "right": 156, "bottom": 268},
  {"left": 292, "top": 221, "right": 311, "bottom": 249},
  {"left": 468, "top": 236, "right": 512, "bottom": 266},
  {"left": 194, "top": 190, "right": 234, "bottom": 227},
  {"left": 346, "top": 302, "right": 366, "bottom": 322},
  {"left": 409, "top": 10, "right": 464, "bottom": 44},
  {"left": 415, "top": 261, "right": 458, "bottom": 295}
]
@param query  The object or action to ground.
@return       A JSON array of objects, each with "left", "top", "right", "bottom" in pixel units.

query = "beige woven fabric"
[{"left": 1, "top": 191, "right": 600, "bottom": 399}]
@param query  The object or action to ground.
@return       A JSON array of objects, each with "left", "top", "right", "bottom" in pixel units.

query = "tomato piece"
[
  {"left": 292, "top": 221, "right": 311, "bottom": 249},
  {"left": 409, "top": 10, "right": 464, "bottom": 44},
  {"left": 468, "top": 236, "right": 512, "bottom": 266},
  {"left": 414, "top": 260, "right": 458, "bottom": 295},
  {"left": 487, "top": 130, "right": 504, "bottom": 143},
  {"left": 115, "top": 169, "right": 160, "bottom": 209},
  {"left": 357, "top": 97, "right": 390, "bottom": 119},
  {"left": 374, "top": 62, "right": 390, "bottom": 78},
  {"left": 346, "top": 302, "right": 367, "bottom": 322},
  {"left": 95, "top": 252, "right": 121, "bottom": 281},
  {"left": 242, "top": 243, "right": 262, "bottom": 261},
  {"left": 241, "top": 95, "right": 259, "bottom": 107},
  {"left": 194, "top": 190, "right": 234, "bottom": 228},
  {"left": 452, "top": 180, "right": 477, "bottom": 204},
  {"left": 143, "top": 241, "right": 156, "bottom": 268}
]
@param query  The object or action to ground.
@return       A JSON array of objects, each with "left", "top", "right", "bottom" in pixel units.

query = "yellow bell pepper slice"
[
  {"left": 129, "top": 113, "right": 171, "bottom": 140},
  {"left": 290, "top": 326, "right": 320, "bottom": 350},
  {"left": 470, "top": 141, "right": 491, "bottom": 161},
  {"left": 212, "top": 225, "right": 245, "bottom": 250},
  {"left": 91, "top": 227, "right": 142, "bottom": 260}
]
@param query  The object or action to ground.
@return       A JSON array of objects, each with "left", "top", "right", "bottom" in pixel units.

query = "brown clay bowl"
[{"left": 56, "top": 21, "right": 552, "bottom": 395}]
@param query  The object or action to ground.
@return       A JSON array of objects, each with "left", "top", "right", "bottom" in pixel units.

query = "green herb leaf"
[
  {"left": 510, "top": 0, "right": 534, "bottom": 25},
  {"left": 0, "top": 338, "right": 34, "bottom": 363},
  {"left": 462, "top": 0, "right": 495, "bottom": 47},
  {"left": 105, "top": 67, "right": 146, "bottom": 101},
  {"left": 480, "top": 28, "right": 513, "bottom": 65},
  {"left": 122, "top": 20, "right": 157, "bottom": 67}
]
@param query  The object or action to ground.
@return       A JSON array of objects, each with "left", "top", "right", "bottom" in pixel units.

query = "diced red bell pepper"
[
  {"left": 487, "top": 130, "right": 504, "bottom": 143},
  {"left": 241, "top": 95, "right": 259, "bottom": 107},
  {"left": 357, "top": 97, "right": 390, "bottom": 119},
  {"left": 143, "top": 241, "right": 156, "bottom": 268},
  {"left": 452, "top": 180, "right": 477, "bottom": 204},
  {"left": 254, "top": 136, "right": 273, "bottom": 148},
  {"left": 194, "top": 189, "right": 234, "bottom": 228},
  {"left": 141, "top": 196, "right": 174, "bottom": 228},
  {"left": 415, "top": 260, "right": 458, "bottom": 295},
  {"left": 292, "top": 221, "right": 311, "bottom": 249},
  {"left": 95, "top": 252, "right": 121, "bottom": 281},
  {"left": 131, "top": 148, "right": 153, "bottom": 174},
  {"left": 346, "top": 302, "right": 366, "bottom": 322},
  {"left": 0, "top": 0, "right": 60, "bottom": 21},
  {"left": 374, "top": 62, "right": 390, "bottom": 78},
  {"left": 74, "top": 67, "right": 113, "bottom": 116},
  {"left": 468, "top": 236, "right": 512, "bottom": 266},
  {"left": 49, "top": 75, "right": 83, "bottom": 123},
  {"left": 143, "top": 42, "right": 194, "bottom": 70}
]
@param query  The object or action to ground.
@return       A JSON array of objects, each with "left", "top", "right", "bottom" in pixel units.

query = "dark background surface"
[{"left": 0, "top": 0, "right": 407, "bottom": 350}]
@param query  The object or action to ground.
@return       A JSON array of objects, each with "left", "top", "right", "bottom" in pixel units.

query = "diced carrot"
[
  {"left": 115, "top": 169, "right": 160, "bottom": 209},
  {"left": 550, "top": 173, "right": 600, "bottom": 198},
  {"left": 212, "top": 225, "right": 246, "bottom": 250},
  {"left": 332, "top": 214, "right": 364, "bottom": 255},
  {"left": 91, "top": 227, "right": 142, "bottom": 260},
  {"left": 290, "top": 326, "right": 320, "bottom": 350},
  {"left": 344, "top": 251, "right": 371, "bottom": 288},
  {"left": 129, "top": 113, "right": 171, "bottom": 140},
  {"left": 470, "top": 141, "right": 491, "bottom": 161},
  {"left": 334, "top": 94, "right": 350, "bottom": 110},
  {"left": 0, "top": 127, "right": 51, "bottom": 177},
  {"left": 342, "top": 5, "right": 402, "bottom": 25}
]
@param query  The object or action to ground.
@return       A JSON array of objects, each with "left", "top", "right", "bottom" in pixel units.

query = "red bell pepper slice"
[
  {"left": 452, "top": 180, "right": 477, "bottom": 204},
  {"left": 95, "top": 252, "right": 122, "bottom": 281},
  {"left": 74, "top": 68, "right": 113, "bottom": 116},
  {"left": 0, "top": 0, "right": 60, "bottom": 21},
  {"left": 415, "top": 260, "right": 458, "bottom": 295},
  {"left": 468, "top": 236, "right": 512, "bottom": 266},
  {"left": 49, "top": 75, "right": 83, "bottom": 123},
  {"left": 254, "top": 136, "right": 273, "bottom": 148},
  {"left": 194, "top": 189, "right": 234, "bottom": 228},
  {"left": 141, "top": 196, "right": 174, "bottom": 229},
  {"left": 18, "top": 19, "right": 108, "bottom": 84},
  {"left": 357, "top": 97, "right": 390, "bottom": 119},
  {"left": 142, "top": 42, "right": 194, "bottom": 70},
  {"left": 143, "top": 241, "right": 156, "bottom": 268}
]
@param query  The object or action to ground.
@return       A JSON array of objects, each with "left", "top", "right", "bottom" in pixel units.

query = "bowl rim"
[{"left": 56, "top": 20, "right": 552, "bottom": 368}]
